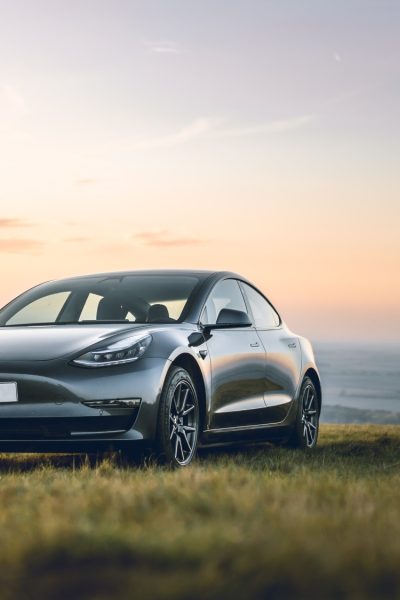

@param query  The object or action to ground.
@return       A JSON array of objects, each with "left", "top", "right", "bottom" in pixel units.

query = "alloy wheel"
[
  {"left": 301, "top": 384, "right": 318, "bottom": 447},
  {"left": 169, "top": 380, "right": 198, "bottom": 465}
]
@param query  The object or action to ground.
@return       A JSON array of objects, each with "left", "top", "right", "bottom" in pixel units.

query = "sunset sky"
[{"left": 0, "top": 1, "right": 399, "bottom": 342}]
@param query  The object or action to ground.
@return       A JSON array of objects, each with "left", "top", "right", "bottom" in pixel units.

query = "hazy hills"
[{"left": 321, "top": 404, "right": 400, "bottom": 425}]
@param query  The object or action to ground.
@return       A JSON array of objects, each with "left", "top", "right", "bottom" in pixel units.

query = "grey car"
[{"left": 0, "top": 270, "right": 321, "bottom": 466}]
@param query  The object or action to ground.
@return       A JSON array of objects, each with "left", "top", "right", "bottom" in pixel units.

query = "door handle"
[
  {"left": 288, "top": 342, "right": 297, "bottom": 348},
  {"left": 250, "top": 341, "right": 260, "bottom": 347}
]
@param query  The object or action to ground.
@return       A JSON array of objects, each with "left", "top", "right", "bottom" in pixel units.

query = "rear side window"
[{"left": 241, "top": 283, "right": 280, "bottom": 329}]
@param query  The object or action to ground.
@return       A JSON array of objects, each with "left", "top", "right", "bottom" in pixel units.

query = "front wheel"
[
  {"left": 156, "top": 366, "right": 200, "bottom": 467},
  {"left": 288, "top": 376, "right": 319, "bottom": 449}
]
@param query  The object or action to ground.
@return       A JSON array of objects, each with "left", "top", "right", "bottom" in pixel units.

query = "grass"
[{"left": 0, "top": 425, "right": 400, "bottom": 600}]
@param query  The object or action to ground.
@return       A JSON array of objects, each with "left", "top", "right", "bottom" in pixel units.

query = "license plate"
[{"left": 0, "top": 382, "right": 18, "bottom": 403}]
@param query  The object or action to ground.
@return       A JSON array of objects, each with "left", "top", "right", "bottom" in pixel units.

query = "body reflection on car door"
[
  {"left": 257, "top": 328, "right": 302, "bottom": 423},
  {"left": 239, "top": 281, "right": 302, "bottom": 424},
  {"left": 206, "top": 326, "right": 270, "bottom": 429},
  {"left": 201, "top": 278, "right": 271, "bottom": 430}
]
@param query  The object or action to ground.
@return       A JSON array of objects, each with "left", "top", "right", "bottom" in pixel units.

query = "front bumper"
[{"left": 0, "top": 357, "right": 170, "bottom": 452}]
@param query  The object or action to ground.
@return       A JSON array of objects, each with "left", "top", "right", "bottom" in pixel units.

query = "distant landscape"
[
  {"left": 314, "top": 343, "right": 400, "bottom": 424},
  {"left": 321, "top": 404, "right": 400, "bottom": 424}
]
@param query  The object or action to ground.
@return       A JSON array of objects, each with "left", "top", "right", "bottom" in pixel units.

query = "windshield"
[{"left": 0, "top": 274, "right": 201, "bottom": 326}]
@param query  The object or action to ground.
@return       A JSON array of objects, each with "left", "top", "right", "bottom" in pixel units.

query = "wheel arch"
[
  {"left": 170, "top": 353, "right": 207, "bottom": 433},
  {"left": 304, "top": 368, "right": 322, "bottom": 414}
]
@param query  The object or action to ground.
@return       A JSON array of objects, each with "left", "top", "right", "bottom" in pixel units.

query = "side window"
[
  {"left": 201, "top": 279, "right": 248, "bottom": 325},
  {"left": 241, "top": 283, "right": 280, "bottom": 329}
]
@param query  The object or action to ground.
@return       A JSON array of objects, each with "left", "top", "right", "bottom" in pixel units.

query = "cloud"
[
  {"left": 132, "top": 114, "right": 314, "bottom": 150},
  {"left": 334, "top": 52, "right": 342, "bottom": 62},
  {"left": 63, "top": 237, "right": 90, "bottom": 243},
  {"left": 0, "top": 218, "right": 31, "bottom": 228},
  {"left": 75, "top": 178, "right": 97, "bottom": 185},
  {"left": 146, "top": 41, "right": 181, "bottom": 54},
  {"left": 0, "top": 239, "right": 43, "bottom": 253},
  {"left": 214, "top": 115, "right": 315, "bottom": 138},
  {"left": 134, "top": 118, "right": 220, "bottom": 150},
  {"left": 134, "top": 230, "right": 206, "bottom": 248}
]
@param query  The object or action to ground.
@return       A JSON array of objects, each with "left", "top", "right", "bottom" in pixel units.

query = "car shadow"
[
  {"left": 0, "top": 443, "right": 276, "bottom": 473},
  {"left": 0, "top": 432, "right": 397, "bottom": 473}
]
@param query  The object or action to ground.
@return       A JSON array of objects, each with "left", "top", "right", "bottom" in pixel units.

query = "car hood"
[{"left": 0, "top": 324, "right": 152, "bottom": 361}]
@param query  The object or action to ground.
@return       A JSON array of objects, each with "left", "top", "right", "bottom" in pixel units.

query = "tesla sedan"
[{"left": 0, "top": 270, "right": 321, "bottom": 466}]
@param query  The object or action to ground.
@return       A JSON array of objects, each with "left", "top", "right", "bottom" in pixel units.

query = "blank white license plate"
[{"left": 0, "top": 382, "right": 18, "bottom": 403}]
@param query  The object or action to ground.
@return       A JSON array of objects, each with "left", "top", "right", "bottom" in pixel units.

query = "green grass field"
[{"left": 1, "top": 425, "right": 399, "bottom": 600}]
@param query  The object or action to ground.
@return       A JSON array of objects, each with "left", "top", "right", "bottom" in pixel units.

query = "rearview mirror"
[{"left": 202, "top": 308, "right": 252, "bottom": 333}]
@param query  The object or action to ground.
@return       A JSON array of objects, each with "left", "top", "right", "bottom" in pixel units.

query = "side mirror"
[{"left": 202, "top": 308, "right": 252, "bottom": 333}]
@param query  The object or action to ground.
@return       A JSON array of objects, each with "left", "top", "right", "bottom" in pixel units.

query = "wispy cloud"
[
  {"left": 0, "top": 239, "right": 43, "bottom": 253},
  {"left": 135, "top": 230, "right": 206, "bottom": 248},
  {"left": 214, "top": 115, "right": 315, "bottom": 138},
  {"left": 134, "top": 118, "right": 220, "bottom": 150},
  {"left": 145, "top": 41, "right": 181, "bottom": 54},
  {"left": 132, "top": 114, "right": 314, "bottom": 150},
  {"left": 75, "top": 178, "right": 97, "bottom": 185},
  {"left": 334, "top": 52, "right": 342, "bottom": 63},
  {"left": 0, "top": 218, "right": 32, "bottom": 229},
  {"left": 63, "top": 237, "right": 90, "bottom": 243}
]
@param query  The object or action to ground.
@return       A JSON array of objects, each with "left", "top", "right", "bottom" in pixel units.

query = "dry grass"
[{"left": 0, "top": 425, "right": 399, "bottom": 600}]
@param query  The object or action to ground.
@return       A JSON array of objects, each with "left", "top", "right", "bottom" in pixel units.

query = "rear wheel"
[
  {"left": 288, "top": 376, "right": 319, "bottom": 449},
  {"left": 156, "top": 366, "right": 200, "bottom": 467}
]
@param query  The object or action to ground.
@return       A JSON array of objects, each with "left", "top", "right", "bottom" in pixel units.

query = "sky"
[{"left": 0, "top": 0, "right": 399, "bottom": 342}]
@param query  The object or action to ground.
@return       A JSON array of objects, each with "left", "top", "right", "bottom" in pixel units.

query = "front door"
[{"left": 202, "top": 279, "right": 269, "bottom": 430}]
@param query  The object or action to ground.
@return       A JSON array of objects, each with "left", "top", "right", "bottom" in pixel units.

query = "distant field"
[
  {"left": 321, "top": 404, "right": 400, "bottom": 424},
  {"left": 1, "top": 425, "right": 400, "bottom": 600}
]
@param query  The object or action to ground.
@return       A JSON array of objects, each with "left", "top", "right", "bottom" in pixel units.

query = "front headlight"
[{"left": 73, "top": 333, "right": 152, "bottom": 368}]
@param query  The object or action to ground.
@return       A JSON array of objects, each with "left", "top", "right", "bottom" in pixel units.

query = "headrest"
[
  {"left": 147, "top": 303, "right": 169, "bottom": 322},
  {"left": 96, "top": 297, "right": 125, "bottom": 321}
]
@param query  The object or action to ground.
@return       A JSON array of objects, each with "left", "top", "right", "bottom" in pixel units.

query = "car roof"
[{"left": 55, "top": 269, "right": 244, "bottom": 284}]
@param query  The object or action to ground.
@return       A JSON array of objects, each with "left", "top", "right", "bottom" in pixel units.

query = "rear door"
[
  {"left": 203, "top": 279, "right": 270, "bottom": 429},
  {"left": 239, "top": 282, "right": 302, "bottom": 423}
]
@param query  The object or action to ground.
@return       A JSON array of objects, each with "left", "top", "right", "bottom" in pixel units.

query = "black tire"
[
  {"left": 288, "top": 376, "right": 319, "bottom": 449},
  {"left": 156, "top": 366, "right": 200, "bottom": 467}
]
